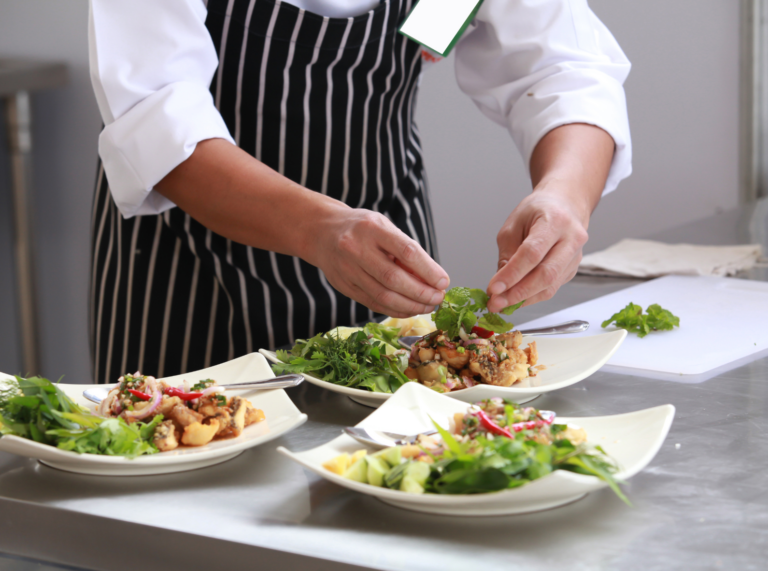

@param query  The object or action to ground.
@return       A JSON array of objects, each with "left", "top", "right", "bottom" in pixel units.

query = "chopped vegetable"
[
  {"left": 164, "top": 387, "right": 204, "bottom": 401},
  {"left": 602, "top": 302, "right": 680, "bottom": 338},
  {"left": 127, "top": 389, "right": 151, "bottom": 401}
]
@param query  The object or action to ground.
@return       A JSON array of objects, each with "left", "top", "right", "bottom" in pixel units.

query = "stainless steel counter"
[{"left": 1, "top": 204, "right": 767, "bottom": 571}]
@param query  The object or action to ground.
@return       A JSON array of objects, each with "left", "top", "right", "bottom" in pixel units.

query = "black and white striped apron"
[{"left": 90, "top": 0, "right": 439, "bottom": 384}]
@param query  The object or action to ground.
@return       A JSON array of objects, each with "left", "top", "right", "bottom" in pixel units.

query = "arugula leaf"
[
  {"left": 602, "top": 302, "right": 680, "bottom": 338},
  {"left": 432, "top": 286, "right": 524, "bottom": 338}
]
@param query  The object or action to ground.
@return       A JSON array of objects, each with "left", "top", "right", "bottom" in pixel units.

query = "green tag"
[{"left": 398, "top": 0, "right": 485, "bottom": 57}]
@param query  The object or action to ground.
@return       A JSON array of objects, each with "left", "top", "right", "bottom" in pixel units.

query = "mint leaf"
[
  {"left": 477, "top": 313, "right": 513, "bottom": 333},
  {"left": 500, "top": 300, "right": 524, "bottom": 315},
  {"left": 467, "top": 289, "right": 489, "bottom": 312},
  {"left": 431, "top": 286, "right": 525, "bottom": 338},
  {"left": 444, "top": 287, "right": 471, "bottom": 306},
  {"left": 602, "top": 302, "right": 679, "bottom": 338}
]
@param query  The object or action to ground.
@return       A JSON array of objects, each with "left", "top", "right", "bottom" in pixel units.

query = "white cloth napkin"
[{"left": 578, "top": 239, "right": 764, "bottom": 278}]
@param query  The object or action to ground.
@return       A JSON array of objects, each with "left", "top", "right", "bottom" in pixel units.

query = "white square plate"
[
  {"left": 0, "top": 353, "right": 307, "bottom": 476},
  {"left": 278, "top": 382, "right": 674, "bottom": 516},
  {"left": 261, "top": 329, "right": 626, "bottom": 407}
]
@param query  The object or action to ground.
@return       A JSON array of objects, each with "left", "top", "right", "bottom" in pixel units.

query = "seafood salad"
[
  {"left": 98, "top": 373, "right": 265, "bottom": 451},
  {"left": 404, "top": 327, "right": 539, "bottom": 393},
  {"left": 325, "top": 397, "right": 626, "bottom": 501}
]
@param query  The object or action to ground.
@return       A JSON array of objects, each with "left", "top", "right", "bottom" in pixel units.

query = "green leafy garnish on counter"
[
  {"left": 0, "top": 375, "right": 160, "bottom": 458},
  {"left": 602, "top": 302, "right": 680, "bottom": 338},
  {"left": 272, "top": 323, "right": 410, "bottom": 393},
  {"left": 432, "top": 287, "right": 524, "bottom": 338}
]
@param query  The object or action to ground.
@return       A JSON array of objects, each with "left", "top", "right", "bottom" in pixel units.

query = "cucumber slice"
[
  {"left": 404, "top": 461, "right": 431, "bottom": 486},
  {"left": 374, "top": 446, "right": 402, "bottom": 468},
  {"left": 367, "top": 456, "right": 389, "bottom": 487},
  {"left": 400, "top": 475, "right": 425, "bottom": 494},
  {"left": 343, "top": 456, "right": 368, "bottom": 483}
]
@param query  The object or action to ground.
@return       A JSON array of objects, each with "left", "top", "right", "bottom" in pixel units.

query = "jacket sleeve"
[
  {"left": 89, "top": 0, "right": 235, "bottom": 218},
  {"left": 454, "top": 0, "right": 632, "bottom": 194}
]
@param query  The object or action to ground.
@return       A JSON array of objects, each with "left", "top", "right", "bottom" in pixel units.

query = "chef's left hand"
[{"left": 485, "top": 123, "right": 614, "bottom": 313}]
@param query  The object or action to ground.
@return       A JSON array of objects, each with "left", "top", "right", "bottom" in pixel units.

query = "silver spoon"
[
  {"left": 343, "top": 427, "right": 439, "bottom": 449},
  {"left": 82, "top": 374, "right": 305, "bottom": 405},
  {"left": 397, "top": 319, "right": 590, "bottom": 348}
]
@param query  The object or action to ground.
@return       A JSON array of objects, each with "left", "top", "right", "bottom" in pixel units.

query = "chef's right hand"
[{"left": 307, "top": 208, "right": 449, "bottom": 318}]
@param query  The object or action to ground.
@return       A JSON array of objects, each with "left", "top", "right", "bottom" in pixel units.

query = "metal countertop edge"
[{"left": 0, "top": 495, "right": 372, "bottom": 571}]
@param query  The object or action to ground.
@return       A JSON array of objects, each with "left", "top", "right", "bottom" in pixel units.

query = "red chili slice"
[{"left": 470, "top": 325, "right": 494, "bottom": 339}]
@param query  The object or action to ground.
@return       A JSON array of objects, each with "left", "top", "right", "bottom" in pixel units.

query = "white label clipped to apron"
[{"left": 399, "top": 0, "right": 484, "bottom": 57}]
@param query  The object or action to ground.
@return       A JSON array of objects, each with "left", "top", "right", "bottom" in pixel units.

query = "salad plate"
[
  {"left": 260, "top": 329, "right": 627, "bottom": 408},
  {"left": 278, "top": 382, "right": 674, "bottom": 516},
  {"left": 0, "top": 353, "right": 307, "bottom": 476}
]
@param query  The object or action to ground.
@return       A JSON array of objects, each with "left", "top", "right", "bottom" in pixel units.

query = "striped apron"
[{"left": 90, "top": 0, "right": 439, "bottom": 384}]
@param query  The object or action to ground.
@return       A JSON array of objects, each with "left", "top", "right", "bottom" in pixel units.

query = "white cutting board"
[{"left": 516, "top": 275, "right": 768, "bottom": 377}]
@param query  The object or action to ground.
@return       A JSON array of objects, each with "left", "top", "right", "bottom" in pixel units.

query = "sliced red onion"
[
  {"left": 458, "top": 327, "right": 470, "bottom": 342},
  {"left": 462, "top": 376, "right": 476, "bottom": 388},
  {"left": 462, "top": 338, "right": 489, "bottom": 348},
  {"left": 409, "top": 344, "right": 419, "bottom": 361},
  {"left": 539, "top": 410, "right": 556, "bottom": 425},
  {"left": 122, "top": 377, "right": 162, "bottom": 422},
  {"left": 444, "top": 378, "right": 456, "bottom": 391},
  {"left": 201, "top": 385, "right": 225, "bottom": 398},
  {"left": 98, "top": 387, "right": 120, "bottom": 417}
]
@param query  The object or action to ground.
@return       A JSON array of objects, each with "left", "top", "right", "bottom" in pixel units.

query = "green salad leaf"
[
  {"left": 427, "top": 416, "right": 628, "bottom": 503},
  {"left": 272, "top": 323, "right": 410, "bottom": 393},
  {"left": 0, "top": 375, "right": 159, "bottom": 458},
  {"left": 602, "top": 302, "right": 680, "bottom": 338},
  {"left": 432, "top": 287, "right": 524, "bottom": 338}
]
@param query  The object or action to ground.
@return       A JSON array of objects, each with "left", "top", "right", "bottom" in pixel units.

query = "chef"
[{"left": 88, "top": 0, "right": 631, "bottom": 383}]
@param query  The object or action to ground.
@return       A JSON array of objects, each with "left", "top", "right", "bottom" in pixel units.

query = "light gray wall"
[
  {"left": 0, "top": 0, "right": 100, "bottom": 381},
  {"left": 0, "top": 0, "right": 741, "bottom": 381}
]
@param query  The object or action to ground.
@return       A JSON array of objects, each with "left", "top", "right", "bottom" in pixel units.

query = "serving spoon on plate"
[
  {"left": 397, "top": 319, "right": 589, "bottom": 349},
  {"left": 82, "top": 373, "right": 305, "bottom": 405}
]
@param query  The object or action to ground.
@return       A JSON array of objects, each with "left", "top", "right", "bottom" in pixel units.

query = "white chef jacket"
[{"left": 89, "top": 0, "right": 632, "bottom": 218}]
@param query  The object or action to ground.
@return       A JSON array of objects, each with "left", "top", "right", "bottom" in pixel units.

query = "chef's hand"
[
  {"left": 486, "top": 124, "right": 614, "bottom": 313},
  {"left": 486, "top": 188, "right": 589, "bottom": 311},
  {"left": 309, "top": 208, "right": 449, "bottom": 318}
]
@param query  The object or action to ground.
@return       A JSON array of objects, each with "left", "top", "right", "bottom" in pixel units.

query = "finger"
[
  {"left": 380, "top": 229, "right": 449, "bottom": 292},
  {"left": 358, "top": 250, "right": 446, "bottom": 307},
  {"left": 487, "top": 217, "right": 557, "bottom": 299},
  {"left": 519, "top": 254, "right": 582, "bottom": 306},
  {"left": 348, "top": 269, "right": 437, "bottom": 317},
  {"left": 488, "top": 239, "right": 579, "bottom": 311}
]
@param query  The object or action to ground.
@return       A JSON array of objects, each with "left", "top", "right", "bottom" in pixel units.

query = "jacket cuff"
[{"left": 98, "top": 81, "right": 235, "bottom": 218}]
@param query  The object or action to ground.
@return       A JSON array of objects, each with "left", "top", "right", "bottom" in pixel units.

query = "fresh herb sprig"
[
  {"left": 602, "top": 302, "right": 680, "bottom": 338},
  {"left": 431, "top": 287, "right": 523, "bottom": 339},
  {"left": 272, "top": 323, "right": 410, "bottom": 393}
]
